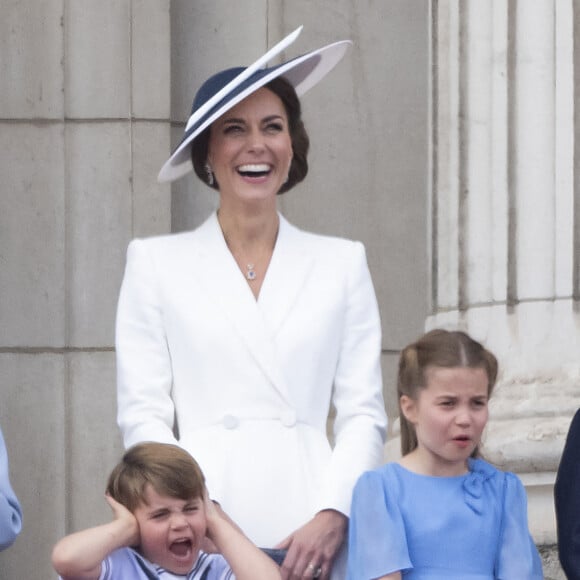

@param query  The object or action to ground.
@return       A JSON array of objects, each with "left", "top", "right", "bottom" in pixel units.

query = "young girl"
[{"left": 347, "top": 329, "right": 543, "bottom": 579}]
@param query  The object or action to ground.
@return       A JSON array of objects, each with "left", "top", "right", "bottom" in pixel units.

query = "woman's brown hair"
[{"left": 191, "top": 76, "right": 309, "bottom": 194}]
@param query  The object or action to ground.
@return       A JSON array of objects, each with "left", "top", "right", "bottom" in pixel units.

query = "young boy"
[{"left": 52, "top": 442, "right": 282, "bottom": 580}]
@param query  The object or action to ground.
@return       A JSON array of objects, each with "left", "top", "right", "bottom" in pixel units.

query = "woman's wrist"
[{"left": 315, "top": 509, "right": 347, "bottom": 526}]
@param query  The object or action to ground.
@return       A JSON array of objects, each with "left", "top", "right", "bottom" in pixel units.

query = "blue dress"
[{"left": 347, "top": 458, "right": 543, "bottom": 579}]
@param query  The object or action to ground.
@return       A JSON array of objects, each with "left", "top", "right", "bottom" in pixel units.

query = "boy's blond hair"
[{"left": 106, "top": 442, "right": 205, "bottom": 511}]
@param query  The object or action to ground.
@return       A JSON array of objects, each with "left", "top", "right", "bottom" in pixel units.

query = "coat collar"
[{"left": 191, "top": 212, "right": 315, "bottom": 402}]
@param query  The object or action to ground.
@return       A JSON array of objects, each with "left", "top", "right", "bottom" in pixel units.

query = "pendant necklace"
[{"left": 246, "top": 264, "right": 257, "bottom": 281}]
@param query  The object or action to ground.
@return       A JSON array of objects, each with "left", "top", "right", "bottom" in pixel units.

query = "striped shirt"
[{"left": 96, "top": 548, "right": 234, "bottom": 580}]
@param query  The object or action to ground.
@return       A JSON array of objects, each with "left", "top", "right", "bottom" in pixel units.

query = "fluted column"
[{"left": 426, "top": 0, "right": 580, "bottom": 561}]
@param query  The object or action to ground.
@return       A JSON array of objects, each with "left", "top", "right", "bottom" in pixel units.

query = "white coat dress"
[{"left": 115, "top": 211, "right": 387, "bottom": 557}]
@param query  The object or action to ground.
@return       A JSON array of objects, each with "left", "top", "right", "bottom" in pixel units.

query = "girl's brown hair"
[{"left": 398, "top": 329, "right": 498, "bottom": 456}]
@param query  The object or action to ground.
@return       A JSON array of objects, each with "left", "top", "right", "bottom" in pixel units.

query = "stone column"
[
  {"left": 426, "top": 0, "right": 580, "bottom": 573},
  {"left": 0, "top": 1, "right": 170, "bottom": 578}
]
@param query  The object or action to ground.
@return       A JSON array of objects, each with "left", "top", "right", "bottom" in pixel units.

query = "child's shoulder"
[
  {"left": 469, "top": 458, "right": 523, "bottom": 483},
  {"left": 194, "top": 551, "right": 232, "bottom": 577},
  {"left": 354, "top": 461, "right": 411, "bottom": 495},
  {"left": 468, "top": 458, "right": 529, "bottom": 501},
  {"left": 100, "top": 547, "right": 154, "bottom": 579},
  {"left": 469, "top": 457, "right": 501, "bottom": 476},
  {"left": 358, "top": 461, "right": 400, "bottom": 480},
  {"left": 356, "top": 459, "right": 526, "bottom": 495}
]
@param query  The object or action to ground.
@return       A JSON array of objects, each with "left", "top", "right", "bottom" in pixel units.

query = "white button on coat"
[
  {"left": 280, "top": 410, "right": 297, "bottom": 427},
  {"left": 222, "top": 414, "right": 239, "bottom": 429}
]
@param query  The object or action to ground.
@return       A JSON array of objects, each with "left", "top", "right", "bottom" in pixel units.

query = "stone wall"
[{"left": 0, "top": 2, "right": 429, "bottom": 578}]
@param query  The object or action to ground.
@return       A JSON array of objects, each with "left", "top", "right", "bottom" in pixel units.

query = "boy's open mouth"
[{"left": 169, "top": 538, "right": 192, "bottom": 557}]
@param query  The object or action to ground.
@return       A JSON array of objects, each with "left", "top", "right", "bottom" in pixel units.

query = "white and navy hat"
[{"left": 158, "top": 26, "right": 351, "bottom": 183}]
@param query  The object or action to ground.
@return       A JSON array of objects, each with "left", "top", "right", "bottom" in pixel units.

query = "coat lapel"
[
  {"left": 192, "top": 213, "right": 313, "bottom": 404},
  {"left": 258, "top": 214, "right": 316, "bottom": 337}
]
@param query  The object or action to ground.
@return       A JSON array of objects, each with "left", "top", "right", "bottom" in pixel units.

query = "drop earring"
[
  {"left": 205, "top": 163, "right": 214, "bottom": 186},
  {"left": 284, "top": 161, "right": 292, "bottom": 184}
]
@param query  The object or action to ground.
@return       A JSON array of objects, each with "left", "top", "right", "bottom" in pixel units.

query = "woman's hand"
[{"left": 275, "top": 509, "right": 347, "bottom": 579}]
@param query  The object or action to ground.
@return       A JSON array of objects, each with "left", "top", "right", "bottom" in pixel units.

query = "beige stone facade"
[{"left": 1, "top": 1, "right": 573, "bottom": 579}]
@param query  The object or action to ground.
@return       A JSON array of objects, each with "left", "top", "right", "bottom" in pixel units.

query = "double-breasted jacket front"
[{"left": 116, "top": 212, "right": 387, "bottom": 548}]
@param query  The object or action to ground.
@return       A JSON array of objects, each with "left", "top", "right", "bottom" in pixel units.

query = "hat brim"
[{"left": 158, "top": 31, "right": 352, "bottom": 183}]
